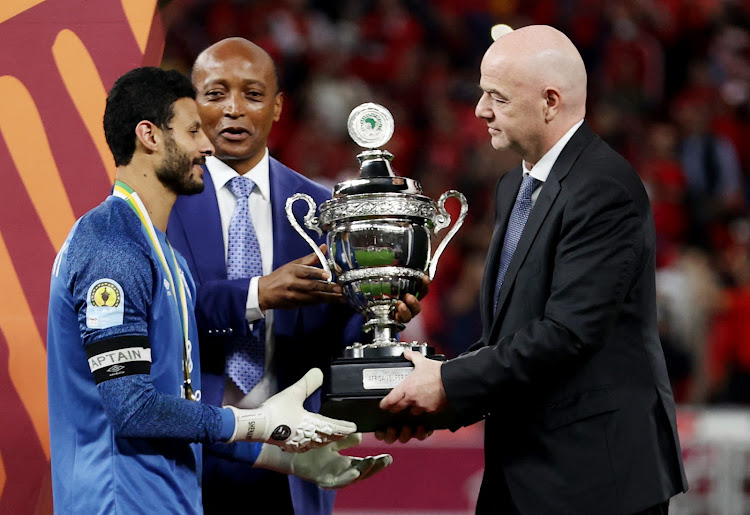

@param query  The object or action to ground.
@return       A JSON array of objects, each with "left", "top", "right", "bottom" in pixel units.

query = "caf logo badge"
[
  {"left": 86, "top": 278, "right": 125, "bottom": 329},
  {"left": 91, "top": 281, "right": 120, "bottom": 307}
]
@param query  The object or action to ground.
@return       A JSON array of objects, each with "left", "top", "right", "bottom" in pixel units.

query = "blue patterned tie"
[
  {"left": 226, "top": 176, "right": 265, "bottom": 394},
  {"left": 493, "top": 174, "right": 540, "bottom": 312}
]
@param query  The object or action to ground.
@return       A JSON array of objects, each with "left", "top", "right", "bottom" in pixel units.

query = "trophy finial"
[{"left": 347, "top": 103, "right": 394, "bottom": 149}]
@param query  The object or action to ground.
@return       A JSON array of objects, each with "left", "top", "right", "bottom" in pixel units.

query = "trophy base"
[{"left": 320, "top": 355, "right": 452, "bottom": 432}]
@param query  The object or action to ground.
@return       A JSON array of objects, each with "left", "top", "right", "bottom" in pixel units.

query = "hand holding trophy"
[{"left": 285, "top": 103, "right": 467, "bottom": 431}]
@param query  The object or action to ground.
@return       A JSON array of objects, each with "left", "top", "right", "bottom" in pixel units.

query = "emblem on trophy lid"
[{"left": 347, "top": 102, "right": 394, "bottom": 149}]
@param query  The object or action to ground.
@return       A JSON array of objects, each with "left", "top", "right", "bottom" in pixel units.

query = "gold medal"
[{"left": 113, "top": 180, "right": 197, "bottom": 401}]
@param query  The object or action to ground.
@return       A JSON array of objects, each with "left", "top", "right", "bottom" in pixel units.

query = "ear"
[
  {"left": 543, "top": 87, "right": 562, "bottom": 122},
  {"left": 273, "top": 91, "right": 284, "bottom": 122},
  {"left": 134, "top": 120, "right": 161, "bottom": 153}
]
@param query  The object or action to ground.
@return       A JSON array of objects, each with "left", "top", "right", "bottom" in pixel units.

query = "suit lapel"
[
  {"left": 493, "top": 176, "right": 560, "bottom": 318},
  {"left": 481, "top": 168, "right": 523, "bottom": 327},
  {"left": 491, "top": 122, "right": 595, "bottom": 323},
  {"left": 172, "top": 166, "right": 226, "bottom": 283},
  {"left": 269, "top": 158, "right": 305, "bottom": 332}
]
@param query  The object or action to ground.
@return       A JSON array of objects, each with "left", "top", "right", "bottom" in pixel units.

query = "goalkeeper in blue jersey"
[{"left": 47, "top": 67, "right": 391, "bottom": 515}]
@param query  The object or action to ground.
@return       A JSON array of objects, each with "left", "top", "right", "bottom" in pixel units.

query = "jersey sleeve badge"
[{"left": 86, "top": 279, "right": 125, "bottom": 329}]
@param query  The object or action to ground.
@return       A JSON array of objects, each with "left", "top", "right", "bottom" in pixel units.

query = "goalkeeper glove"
[
  {"left": 254, "top": 433, "right": 392, "bottom": 489},
  {"left": 226, "top": 368, "right": 356, "bottom": 452}
]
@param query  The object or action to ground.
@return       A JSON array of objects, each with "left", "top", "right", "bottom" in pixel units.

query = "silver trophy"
[{"left": 285, "top": 103, "right": 467, "bottom": 430}]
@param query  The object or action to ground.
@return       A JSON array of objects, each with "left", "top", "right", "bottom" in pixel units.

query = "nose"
[
  {"left": 199, "top": 130, "right": 214, "bottom": 156},
  {"left": 475, "top": 92, "right": 491, "bottom": 120},
  {"left": 223, "top": 91, "right": 243, "bottom": 118}
]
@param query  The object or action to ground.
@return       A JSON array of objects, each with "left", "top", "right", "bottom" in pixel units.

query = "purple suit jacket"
[{"left": 168, "top": 157, "right": 360, "bottom": 515}]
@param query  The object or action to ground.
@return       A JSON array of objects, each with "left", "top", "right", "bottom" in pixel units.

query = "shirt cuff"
[
  {"left": 219, "top": 407, "right": 236, "bottom": 441},
  {"left": 245, "top": 276, "right": 264, "bottom": 322}
]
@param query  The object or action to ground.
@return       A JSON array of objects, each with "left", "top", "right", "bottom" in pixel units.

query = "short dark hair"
[{"left": 103, "top": 67, "right": 196, "bottom": 166}]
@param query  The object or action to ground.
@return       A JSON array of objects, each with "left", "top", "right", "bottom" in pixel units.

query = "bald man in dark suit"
[{"left": 380, "top": 25, "right": 688, "bottom": 514}]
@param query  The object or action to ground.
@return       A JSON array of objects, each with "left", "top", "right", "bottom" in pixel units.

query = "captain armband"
[{"left": 85, "top": 335, "right": 151, "bottom": 384}]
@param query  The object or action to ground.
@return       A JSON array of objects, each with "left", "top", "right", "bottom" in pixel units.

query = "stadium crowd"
[{"left": 160, "top": 0, "right": 750, "bottom": 405}]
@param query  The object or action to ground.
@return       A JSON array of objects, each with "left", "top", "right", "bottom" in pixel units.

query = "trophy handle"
[
  {"left": 429, "top": 190, "right": 468, "bottom": 280},
  {"left": 285, "top": 193, "right": 332, "bottom": 280}
]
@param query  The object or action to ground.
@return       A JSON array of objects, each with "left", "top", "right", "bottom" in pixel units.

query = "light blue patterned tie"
[
  {"left": 226, "top": 176, "right": 265, "bottom": 394},
  {"left": 494, "top": 174, "right": 540, "bottom": 312}
]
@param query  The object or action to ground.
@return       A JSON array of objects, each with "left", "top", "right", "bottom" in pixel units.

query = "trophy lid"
[{"left": 335, "top": 103, "right": 423, "bottom": 197}]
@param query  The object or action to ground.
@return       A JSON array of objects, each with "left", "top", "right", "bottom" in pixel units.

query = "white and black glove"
[
  {"left": 226, "top": 368, "right": 356, "bottom": 452},
  {"left": 254, "top": 433, "right": 393, "bottom": 489}
]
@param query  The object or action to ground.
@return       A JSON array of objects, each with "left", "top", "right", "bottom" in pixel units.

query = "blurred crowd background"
[{"left": 160, "top": 0, "right": 750, "bottom": 406}]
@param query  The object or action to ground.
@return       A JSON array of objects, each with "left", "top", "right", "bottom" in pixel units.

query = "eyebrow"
[
  {"left": 479, "top": 84, "right": 504, "bottom": 96},
  {"left": 202, "top": 78, "right": 267, "bottom": 89},
  {"left": 478, "top": 80, "right": 493, "bottom": 91},
  {"left": 477, "top": 81, "right": 499, "bottom": 93}
]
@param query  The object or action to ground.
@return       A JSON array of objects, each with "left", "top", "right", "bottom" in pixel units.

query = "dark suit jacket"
[
  {"left": 441, "top": 123, "right": 688, "bottom": 514},
  {"left": 168, "top": 157, "right": 360, "bottom": 515}
]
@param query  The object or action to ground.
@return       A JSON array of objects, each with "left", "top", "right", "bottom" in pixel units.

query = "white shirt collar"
[
  {"left": 206, "top": 149, "right": 271, "bottom": 201},
  {"left": 522, "top": 119, "right": 584, "bottom": 181}
]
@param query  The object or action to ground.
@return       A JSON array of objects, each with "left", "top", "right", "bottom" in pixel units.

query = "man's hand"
[
  {"left": 379, "top": 350, "right": 447, "bottom": 416},
  {"left": 374, "top": 426, "right": 433, "bottom": 444},
  {"left": 394, "top": 276, "right": 430, "bottom": 324},
  {"left": 374, "top": 349, "right": 445, "bottom": 444},
  {"left": 254, "top": 433, "right": 393, "bottom": 489},
  {"left": 258, "top": 245, "right": 346, "bottom": 310},
  {"left": 227, "top": 368, "right": 356, "bottom": 452}
]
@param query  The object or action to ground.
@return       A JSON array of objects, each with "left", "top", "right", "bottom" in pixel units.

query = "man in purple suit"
[{"left": 168, "top": 38, "right": 421, "bottom": 514}]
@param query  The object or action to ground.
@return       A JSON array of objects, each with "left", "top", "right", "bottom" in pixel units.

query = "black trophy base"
[{"left": 320, "top": 355, "right": 452, "bottom": 432}]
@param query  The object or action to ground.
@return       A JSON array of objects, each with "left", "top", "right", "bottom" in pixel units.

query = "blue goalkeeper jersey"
[{"left": 47, "top": 195, "right": 205, "bottom": 514}]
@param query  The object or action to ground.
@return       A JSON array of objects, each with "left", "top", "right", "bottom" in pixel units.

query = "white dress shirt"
[
  {"left": 206, "top": 151, "right": 278, "bottom": 407},
  {"left": 523, "top": 119, "right": 584, "bottom": 205}
]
